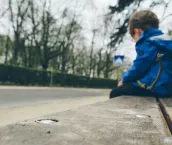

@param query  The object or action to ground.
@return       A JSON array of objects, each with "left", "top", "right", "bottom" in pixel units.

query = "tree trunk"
[
  {"left": 42, "top": 61, "right": 48, "bottom": 71},
  {"left": 12, "top": 33, "right": 20, "bottom": 65},
  {"left": 104, "top": 53, "right": 110, "bottom": 78},
  {"left": 4, "top": 36, "right": 9, "bottom": 64},
  {"left": 61, "top": 46, "right": 68, "bottom": 73}
]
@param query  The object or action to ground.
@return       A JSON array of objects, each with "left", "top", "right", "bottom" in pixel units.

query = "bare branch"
[
  {"left": 160, "top": 13, "right": 172, "bottom": 22},
  {"left": 162, "top": 0, "right": 172, "bottom": 18},
  {"left": 9, "top": 0, "right": 16, "bottom": 31}
]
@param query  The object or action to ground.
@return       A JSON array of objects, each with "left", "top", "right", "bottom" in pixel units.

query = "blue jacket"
[{"left": 122, "top": 29, "right": 172, "bottom": 96}]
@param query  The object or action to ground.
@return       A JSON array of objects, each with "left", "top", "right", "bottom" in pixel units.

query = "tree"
[
  {"left": 87, "top": 29, "right": 98, "bottom": 77},
  {"left": 28, "top": 0, "right": 65, "bottom": 70},
  {"left": 60, "top": 14, "right": 82, "bottom": 73},
  {"left": 109, "top": 0, "right": 172, "bottom": 47},
  {"left": 9, "top": 0, "right": 31, "bottom": 65},
  {"left": 0, "top": 35, "right": 12, "bottom": 64}
]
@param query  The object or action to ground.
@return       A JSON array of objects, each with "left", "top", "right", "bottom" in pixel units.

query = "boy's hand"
[{"left": 117, "top": 81, "right": 123, "bottom": 87}]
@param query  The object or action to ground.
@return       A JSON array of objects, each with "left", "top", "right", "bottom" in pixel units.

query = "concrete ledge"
[
  {"left": 159, "top": 98, "right": 172, "bottom": 133},
  {"left": 0, "top": 96, "right": 171, "bottom": 145}
]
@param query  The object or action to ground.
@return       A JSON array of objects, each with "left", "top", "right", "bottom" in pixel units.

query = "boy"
[{"left": 110, "top": 10, "right": 172, "bottom": 99}]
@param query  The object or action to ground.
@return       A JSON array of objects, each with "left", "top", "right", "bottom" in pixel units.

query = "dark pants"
[{"left": 109, "top": 83, "right": 159, "bottom": 99}]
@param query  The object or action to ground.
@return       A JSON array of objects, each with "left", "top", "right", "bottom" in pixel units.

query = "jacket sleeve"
[{"left": 122, "top": 41, "right": 157, "bottom": 83}]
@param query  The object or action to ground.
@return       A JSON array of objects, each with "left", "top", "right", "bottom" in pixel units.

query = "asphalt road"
[
  {"left": 0, "top": 86, "right": 110, "bottom": 127},
  {"left": 0, "top": 87, "right": 110, "bottom": 108}
]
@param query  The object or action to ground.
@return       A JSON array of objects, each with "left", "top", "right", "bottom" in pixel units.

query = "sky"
[
  {"left": 48, "top": 0, "right": 172, "bottom": 61},
  {"left": 0, "top": 0, "right": 172, "bottom": 62}
]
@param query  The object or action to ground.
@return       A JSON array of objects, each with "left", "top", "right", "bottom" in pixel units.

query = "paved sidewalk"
[{"left": 0, "top": 96, "right": 171, "bottom": 145}]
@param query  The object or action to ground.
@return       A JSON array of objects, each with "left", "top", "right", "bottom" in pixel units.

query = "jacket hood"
[
  {"left": 149, "top": 34, "right": 172, "bottom": 54},
  {"left": 137, "top": 28, "right": 172, "bottom": 54}
]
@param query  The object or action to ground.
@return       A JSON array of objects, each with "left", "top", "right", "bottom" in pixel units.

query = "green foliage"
[
  {"left": 0, "top": 64, "right": 117, "bottom": 88},
  {"left": 0, "top": 35, "right": 12, "bottom": 55}
]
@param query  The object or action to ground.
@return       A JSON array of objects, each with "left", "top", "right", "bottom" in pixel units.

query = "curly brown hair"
[{"left": 129, "top": 10, "right": 159, "bottom": 36}]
